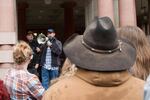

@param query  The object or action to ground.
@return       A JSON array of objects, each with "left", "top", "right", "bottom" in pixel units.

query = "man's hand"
[
  {"left": 35, "top": 64, "right": 39, "bottom": 69},
  {"left": 36, "top": 47, "right": 40, "bottom": 52},
  {"left": 47, "top": 41, "right": 52, "bottom": 47}
]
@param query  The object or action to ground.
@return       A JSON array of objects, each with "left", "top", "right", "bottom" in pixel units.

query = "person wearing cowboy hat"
[{"left": 42, "top": 17, "right": 144, "bottom": 100}]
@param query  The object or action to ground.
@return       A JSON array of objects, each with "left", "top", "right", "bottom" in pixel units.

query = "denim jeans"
[{"left": 41, "top": 67, "right": 59, "bottom": 90}]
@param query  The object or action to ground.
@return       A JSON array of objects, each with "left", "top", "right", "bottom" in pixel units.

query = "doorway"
[{"left": 16, "top": 0, "right": 85, "bottom": 42}]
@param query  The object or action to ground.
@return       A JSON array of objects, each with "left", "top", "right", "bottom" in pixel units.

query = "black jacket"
[
  {"left": 40, "top": 37, "right": 62, "bottom": 67},
  {"left": 27, "top": 39, "right": 40, "bottom": 68}
]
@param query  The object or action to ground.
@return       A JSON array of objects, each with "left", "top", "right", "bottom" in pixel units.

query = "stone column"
[
  {"left": 98, "top": 0, "right": 114, "bottom": 23},
  {"left": 17, "top": 2, "right": 28, "bottom": 40},
  {"left": 119, "top": 0, "right": 137, "bottom": 26},
  {"left": 113, "top": 0, "right": 119, "bottom": 27},
  {"left": 0, "top": 0, "right": 17, "bottom": 80},
  {"left": 61, "top": 1, "right": 76, "bottom": 41},
  {"left": 85, "top": 0, "right": 98, "bottom": 27},
  {"left": 148, "top": 0, "right": 150, "bottom": 35}
]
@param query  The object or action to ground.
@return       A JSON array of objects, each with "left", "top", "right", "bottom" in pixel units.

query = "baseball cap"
[{"left": 47, "top": 29, "right": 55, "bottom": 33}]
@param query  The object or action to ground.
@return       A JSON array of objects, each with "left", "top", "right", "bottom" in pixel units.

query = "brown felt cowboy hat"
[{"left": 63, "top": 17, "right": 136, "bottom": 71}]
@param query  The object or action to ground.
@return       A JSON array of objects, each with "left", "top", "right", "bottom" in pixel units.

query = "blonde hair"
[
  {"left": 13, "top": 41, "right": 32, "bottom": 65},
  {"left": 61, "top": 58, "right": 77, "bottom": 76},
  {"left": 51, "top": 58, "right": 77, "bottom": 85},
  {"left": 118, "top": 26, "right": 150, "bottom": 80}
]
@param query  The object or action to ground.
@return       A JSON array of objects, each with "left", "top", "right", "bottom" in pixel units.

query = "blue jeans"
[{"left": 41, "top": 67, "right": 59, "bottom": 90}]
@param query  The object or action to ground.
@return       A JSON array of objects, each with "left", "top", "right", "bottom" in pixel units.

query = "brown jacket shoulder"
[{"left": 42, "top": 70, "right": 145, "bottom": 100}]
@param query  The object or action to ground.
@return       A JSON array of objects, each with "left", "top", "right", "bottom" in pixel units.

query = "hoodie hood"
[{"left": 75, "top": 69, "right": 131, "bottom": 87}]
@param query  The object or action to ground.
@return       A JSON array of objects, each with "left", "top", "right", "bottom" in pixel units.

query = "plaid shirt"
[
  {"left": 4, "top": 68, "right": 45, "bottom": 100},
  {"left": 43, "top": 47, "right": 58, "bottom": 70}
]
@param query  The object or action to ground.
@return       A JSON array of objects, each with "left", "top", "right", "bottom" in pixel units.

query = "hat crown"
[
  {"left": 63, "top": 17, "right": 136, "bottom": 71},
  {"left": 83, "top": 17, "right": 119, "bottom": 50}
]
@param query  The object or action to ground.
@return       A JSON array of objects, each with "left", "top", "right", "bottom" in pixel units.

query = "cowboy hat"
[{"left": 63, "top": 17, "right": 136, "bottom": 71}]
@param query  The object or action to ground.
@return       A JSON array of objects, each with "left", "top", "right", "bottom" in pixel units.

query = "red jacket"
[{"left": 0, "top": 80, "right": 10, "bottom": 100}]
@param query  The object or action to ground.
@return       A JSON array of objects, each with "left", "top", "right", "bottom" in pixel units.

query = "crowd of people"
[{"left": 1, "top": 16, "right": 150, "bottom": 100}]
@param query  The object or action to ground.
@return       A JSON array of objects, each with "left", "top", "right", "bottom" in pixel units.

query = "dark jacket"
[
  {"left": 40, "top": 37, "right": 62, "bottom": 67},
  {"left": 27, "top": 39, "right": 40, "bottom": 68}
]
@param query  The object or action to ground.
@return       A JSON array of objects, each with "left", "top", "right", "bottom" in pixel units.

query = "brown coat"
[{"left": 42, "top": 69, "right": 145, "bottom": 100}]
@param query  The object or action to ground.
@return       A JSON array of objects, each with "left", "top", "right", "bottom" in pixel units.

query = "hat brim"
[{"left": 63, "top": 35, "right": 136, "bottom": 71}]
